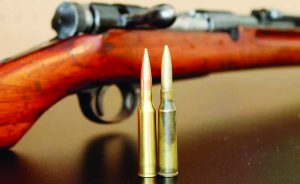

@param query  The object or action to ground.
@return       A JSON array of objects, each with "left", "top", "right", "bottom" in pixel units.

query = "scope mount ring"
[{"left": 77, "top": 83, "right": 139, "bottom": 124}]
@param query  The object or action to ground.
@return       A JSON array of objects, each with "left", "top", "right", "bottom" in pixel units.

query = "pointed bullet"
[
  {"left": 138, "top": 49, "right": 157, "bottom": 177},
  {"left": 158, "top": 45, "right": 178, "bottom": 177},
  {"left": 140, "top": 49, "right": 152, "bottom": 92},
  {"left": 161, "top": 45, "right": 173, "bottom": 90}
]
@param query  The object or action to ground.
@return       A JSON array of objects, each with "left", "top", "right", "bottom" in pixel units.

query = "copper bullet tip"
[{"left": 141, "top": 48, "right": 152, "bottom": 92}]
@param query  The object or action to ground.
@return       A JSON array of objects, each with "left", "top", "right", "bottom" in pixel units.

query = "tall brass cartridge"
[
  {"left": 158, "top": 45, "right": 178, "bottom": 177},
  {"left": 138, "top": 49, "right": 157, "bottom": 177}
]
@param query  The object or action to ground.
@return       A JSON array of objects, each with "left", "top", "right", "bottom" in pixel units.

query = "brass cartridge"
[
  {"left": 138, "top": 49, "right": 157, "bottom": 177},
  {"left": 158, "top": 45, "right": 178, "bottom": 177}
]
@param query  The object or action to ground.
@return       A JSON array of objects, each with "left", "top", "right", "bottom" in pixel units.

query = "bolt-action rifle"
[{"left": 0, "top": 2, "right": 300, "bottom": 149}]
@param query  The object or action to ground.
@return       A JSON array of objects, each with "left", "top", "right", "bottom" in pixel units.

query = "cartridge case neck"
[
  {"left": 140, "top": 90, "right": 153, "bottom": 101},
  {"left": 161, "top": 89, "right": 173, "bottom": 100}
]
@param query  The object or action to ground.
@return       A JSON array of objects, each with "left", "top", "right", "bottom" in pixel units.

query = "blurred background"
[
  {"left": 1, "top": 0, "right": 299, "bottom": 59},
  {"left": 1, "top": 0, "right": 300, "bottom": 183}
]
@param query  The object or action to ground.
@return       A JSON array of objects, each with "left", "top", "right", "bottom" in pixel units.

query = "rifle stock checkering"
[{"left": 0, "top": 1, "right": 300, "bottom": 154}]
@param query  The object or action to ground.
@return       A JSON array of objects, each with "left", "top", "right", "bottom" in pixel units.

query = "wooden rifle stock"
[{"left": 0, "top": 27, "right": 300, "bottom": 148}]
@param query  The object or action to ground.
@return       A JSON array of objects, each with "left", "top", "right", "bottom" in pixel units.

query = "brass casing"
[
  {"left": 138, "top": 91, "right": 157, "bottom": 177},
  {"left": 158, "top": 90, "right": 178, "bottom": 177}
]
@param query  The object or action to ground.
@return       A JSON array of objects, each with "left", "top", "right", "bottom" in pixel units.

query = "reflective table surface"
[{"left": 1, "top": 69, "right": 300, "bottom": 184}]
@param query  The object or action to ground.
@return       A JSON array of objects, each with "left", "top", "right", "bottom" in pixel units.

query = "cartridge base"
[
  {"left": 138, "top": 172, "right": 157, "bottom": 178},
  {"left": 158, "top": 171, "right": 178, "bottom": 177}
]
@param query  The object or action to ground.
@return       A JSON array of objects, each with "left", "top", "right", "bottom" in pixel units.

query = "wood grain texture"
[{"left": 0, "top": 27, "right": 300, "bottom": 148}]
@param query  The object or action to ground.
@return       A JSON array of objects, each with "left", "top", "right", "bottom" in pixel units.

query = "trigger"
[{"left": 77, "top": 84, "right": 139, "bottom": 124}]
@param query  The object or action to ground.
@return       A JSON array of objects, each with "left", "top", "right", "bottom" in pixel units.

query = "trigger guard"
[{"left": 77, "top": 84, "right": 139, "bottom": 124}]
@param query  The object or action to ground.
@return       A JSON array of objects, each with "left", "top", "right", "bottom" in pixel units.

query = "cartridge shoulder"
[
  {"left": 159, "top": 100, "right": 176, "bottom": 111},
  {"left": 138, "top": 102, "right": 155, "bottom": 111}
]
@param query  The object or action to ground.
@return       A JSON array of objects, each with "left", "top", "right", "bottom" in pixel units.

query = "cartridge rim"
[
  {"left": 138, "top": 172, "right": 157, "bottom": 178},
  {"left": 158, "top": 171, "right": 178, "bottom": 177}
]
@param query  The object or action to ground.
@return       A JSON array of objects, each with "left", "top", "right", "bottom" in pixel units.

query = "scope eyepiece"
[
  {"left": 52, "top": 2, "right": 176, "bottom": 39},
  {"left": 52, "top": 2, "right": 94, "bottom": 39}
]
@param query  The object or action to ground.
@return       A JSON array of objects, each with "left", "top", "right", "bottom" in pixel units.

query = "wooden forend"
[{"left": 1, "top": 27, "right": 300, "bottom": 148}]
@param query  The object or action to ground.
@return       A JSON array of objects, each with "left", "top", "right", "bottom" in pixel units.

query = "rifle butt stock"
[{"left": 1, "top": 27, "right": 300, "bottom": 148}]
